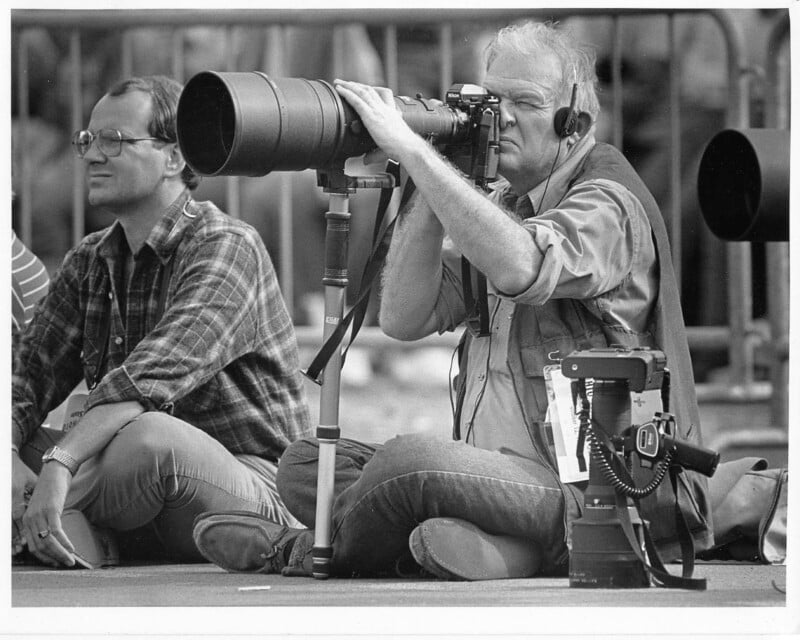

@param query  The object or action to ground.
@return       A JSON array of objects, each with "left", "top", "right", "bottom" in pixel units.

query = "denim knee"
[
  {"left": 277, "top": 438, "right": 320, "bottom": 526},
  {"left": 357, "top": 433, "right": 455, "bottom": 483},
  {"left": 277, "top": 437, "right": 380, "bottom": 528}
]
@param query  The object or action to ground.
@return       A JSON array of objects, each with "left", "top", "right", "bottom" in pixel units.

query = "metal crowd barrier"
[{"left": 10, "top": 8, "right": 790, "bottom": 431}]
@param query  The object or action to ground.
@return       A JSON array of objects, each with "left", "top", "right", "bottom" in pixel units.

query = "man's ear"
[
  {"left": 165, "top": 143, "right": 186, "bottom": 177},
  {"left": 566, "top": 113, "right": 593, "bottom": 149},
  {"left": 575, "top": 112, "right": 592, "bottom": 138}
]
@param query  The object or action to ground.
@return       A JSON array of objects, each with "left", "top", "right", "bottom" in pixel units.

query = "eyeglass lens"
[{"left": 72, "top": 129, "right": 124, "bottom": 158}]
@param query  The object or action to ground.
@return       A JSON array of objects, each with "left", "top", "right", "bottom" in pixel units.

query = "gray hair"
[{"left": 484, "top": 21, "right": 601, "bottom": 121}]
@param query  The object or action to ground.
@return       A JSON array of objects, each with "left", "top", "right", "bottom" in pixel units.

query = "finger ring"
[{"left": 37, "top": 529, "right": 50, "bottom": 540}]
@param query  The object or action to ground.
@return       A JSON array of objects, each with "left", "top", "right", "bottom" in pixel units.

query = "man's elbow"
[
  {"left": 379, "top": 309, "right": 432, "bottom": 342},
  {"left": 492, "top": 266, "right": 537, "bottom": 299}
]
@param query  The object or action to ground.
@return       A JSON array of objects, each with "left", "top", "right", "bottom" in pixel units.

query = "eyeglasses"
[{"left": 71, "top": 128, "right": 161, "bottom": 158}]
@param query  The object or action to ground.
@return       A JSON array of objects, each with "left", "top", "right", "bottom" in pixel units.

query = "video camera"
[
  {"left": 561, "top": 347, "right": 719, "bottom": 588},
  {"left": 176, "top": 71, "right": 499, "bottom": 184}
]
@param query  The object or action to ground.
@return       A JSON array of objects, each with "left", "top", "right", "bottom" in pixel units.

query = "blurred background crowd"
[{"left": 10, "top": 8, "right": 789, "bottom": 390}]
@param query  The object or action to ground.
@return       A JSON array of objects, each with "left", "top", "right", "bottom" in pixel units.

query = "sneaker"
[
  {"left": 61, "top": 509, "right": 119, "bottom": 569},
  {"left": 193, "top": 511, "right": 314, "bottom": 576},
  {"left": 408, "top": 517, "right": 543, "bottom": 581}
]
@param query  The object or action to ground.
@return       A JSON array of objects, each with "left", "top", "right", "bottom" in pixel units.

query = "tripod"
[{"left": 307, "top": 165, "right": 397, "bottom": 579}]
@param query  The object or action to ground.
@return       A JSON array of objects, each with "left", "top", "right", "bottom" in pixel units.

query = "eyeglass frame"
[{"left": 71, "top": 128, "right": 165, "bottom": 159}]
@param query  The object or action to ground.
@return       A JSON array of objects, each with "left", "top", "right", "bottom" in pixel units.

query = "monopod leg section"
[{"left": 312, "top": 194, "right": 350, "bottom": 579}]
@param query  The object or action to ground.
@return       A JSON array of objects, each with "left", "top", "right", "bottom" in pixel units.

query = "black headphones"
[{"left": 553, "top": 83, "right": 591, "bottom": 138}]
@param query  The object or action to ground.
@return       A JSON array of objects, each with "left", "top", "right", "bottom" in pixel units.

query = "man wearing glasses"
[{"left": 11, "top": 75, "right": 311, "bottom": 568}]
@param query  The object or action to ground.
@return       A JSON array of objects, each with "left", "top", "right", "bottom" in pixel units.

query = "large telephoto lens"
[
  {"left": 177, "top": 71, "right": 470, "bottom": 177},
  {"left": 697, "top": 128, "right": 789, "bottom": 242}
]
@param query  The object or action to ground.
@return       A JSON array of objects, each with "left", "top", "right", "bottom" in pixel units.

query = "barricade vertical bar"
[
  {"left": 332, "top": 25, "right": 345, "bottom": 80},
  {"left": 764, "top": 14, "right": 790, "bottom": 429},
  {"left": 438, "top": 23, "right": 453, "bottom": 100},
  {"left": 278, "top": 174, "right": 295, "bottom": 317},
  {"left": 70, "top": 30, "right": 85, "bottom": 248},
  {"left": 224, "top": 26, "right": 241, "bottom": 220},
  {"left": 121, "top": 30, "right": 133, "bottom": 79},
  {"left": 611, "top": 16, "right": 623, "bottom": 151},
  {"left": 265, "top": 25, "right": 294, "bottom": 315},
  {"left": 383, "top": 24, "right": 398, "bottom": 92},
  {"left": 16, "top": 29, "right": 32, "bottom": 247},
  {"left": 711, "top": 10, "right": 754, "bottom": 387},
  {"left": 171, "top": 28, "right": 184, "bottom": 81},
  {"left": 312, "top": 191, "right": 350, "bottom": 579},
  {"left": 667, "top": 13, "right": 682, "bottom": 290}
]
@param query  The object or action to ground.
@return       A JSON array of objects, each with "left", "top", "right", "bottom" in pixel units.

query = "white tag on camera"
[
  {"left": 61, "top": 393, "right": 88, "bottom": 432},
  {"left": 544, "top": 365, "right": 662, "bottom": 484}
]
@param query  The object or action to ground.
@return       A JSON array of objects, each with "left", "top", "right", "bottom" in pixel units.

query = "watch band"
[{"left": 42, "top": 446, "right": 80, "bottom": 476}]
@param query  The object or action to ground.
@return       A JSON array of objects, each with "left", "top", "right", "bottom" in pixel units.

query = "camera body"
[{"left": 442, "top": 84, "right": 500, "bottom": 183}]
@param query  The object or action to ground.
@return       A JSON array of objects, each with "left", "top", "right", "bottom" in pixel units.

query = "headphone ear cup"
[{"left": 553, "top": 106, "right": 577, "bottom": 138}]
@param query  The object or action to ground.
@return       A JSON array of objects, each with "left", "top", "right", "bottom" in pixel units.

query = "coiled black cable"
[{"left": 578, "top": 407, "right": 673, "bottom": 499}]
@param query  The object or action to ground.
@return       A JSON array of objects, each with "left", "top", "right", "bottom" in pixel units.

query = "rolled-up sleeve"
[
  {"left": 84, "top": 229, "right": 263, "bottom": 413},
  {"left": 432, "top": 236, "right": 469, "bottom": 333},
  {"left": 503, "top": 178, "right": 646, "bottom": 306}
]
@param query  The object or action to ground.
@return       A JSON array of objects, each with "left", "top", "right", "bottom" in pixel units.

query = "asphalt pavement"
[{"left": 8, "top": 560, "right": 795, "bottom": 638}]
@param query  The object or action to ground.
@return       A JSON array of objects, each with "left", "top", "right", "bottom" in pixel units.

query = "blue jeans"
[
  {"left": 277, "top": 433, "right": 575, "bottom": 577},
  {"left": 21, "top": 412, "right": 298, "bottom": 562}
]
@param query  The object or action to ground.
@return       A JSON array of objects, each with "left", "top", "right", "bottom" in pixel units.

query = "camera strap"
[
  {"left": 305, "top": 162, "right": 413, "bottom": 383},
  {"left": 614, "top": 467, "right": 707, "bottom": 590},
  {"left": 461, "top": 259, "right": 491, "bottom": 337},
  {"left": 589, "top": 422, "right": 707, "bottom": 590}
]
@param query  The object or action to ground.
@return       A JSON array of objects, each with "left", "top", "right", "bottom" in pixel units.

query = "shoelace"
[{"left": 257, "top": 526, "right": 291, "bottom": 573}]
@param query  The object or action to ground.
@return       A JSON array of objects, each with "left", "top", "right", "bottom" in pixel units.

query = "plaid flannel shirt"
[{"left": 12, "top": 191, "right": 310, "bottom": 460}]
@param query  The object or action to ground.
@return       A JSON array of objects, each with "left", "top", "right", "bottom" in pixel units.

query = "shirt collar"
[
  {"left": 97, "top": 189, "right": 193, "bottom": 263},
  {"left": 517, "top": 132, "right": 596, "bottom": 216}
]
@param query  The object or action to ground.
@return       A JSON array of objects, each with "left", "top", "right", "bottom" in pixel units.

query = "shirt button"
[{"left": 114, "top": 336, "right": 123, "bottom": 345}]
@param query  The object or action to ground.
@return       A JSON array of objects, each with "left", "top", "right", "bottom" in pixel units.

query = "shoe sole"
[{"left": 409, "top": 517, "right": 542, "bottom": 581}]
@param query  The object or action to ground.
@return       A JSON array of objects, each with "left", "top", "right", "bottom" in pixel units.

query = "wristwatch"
[{"left": 41, "top": 446, "right": 80, "bottom": 476}]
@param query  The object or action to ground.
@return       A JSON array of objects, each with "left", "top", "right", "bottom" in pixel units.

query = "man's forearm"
[
  {"left": 379, "top": 196, "right": 446, "bottom": 340},
  {"left": 53, "top": 400, "right": 145, "bottom": 470},
  {"left": 396, "top": 138, "right": 539, "bottom": 295}
]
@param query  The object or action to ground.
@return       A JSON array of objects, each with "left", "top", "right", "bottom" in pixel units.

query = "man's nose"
[
  {"left": 82, "top": 139, "right": 106, "bottom": 163},
  {"left": 498, "top": 99, "right": 515, "bottom": 128}
]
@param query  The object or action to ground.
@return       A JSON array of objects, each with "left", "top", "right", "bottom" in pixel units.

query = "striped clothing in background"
[{"left": 11, "top": 231, "right": 49, "bottom": 334}]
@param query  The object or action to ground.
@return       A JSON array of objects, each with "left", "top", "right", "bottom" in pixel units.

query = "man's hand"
[
  {"left": 21, "top": 462, "right": 77, "bottom": 567},
  {"left": 334, "top": 80, "right": 426, "bottom": 163},
  {"left": 12, "top": 450, "right": 36, "bottom": 519},
  {"left": 11, "top": 450, "right": 37, "bottom": 555}
]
